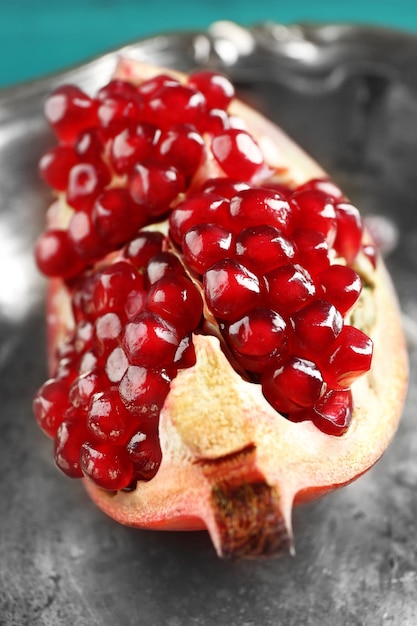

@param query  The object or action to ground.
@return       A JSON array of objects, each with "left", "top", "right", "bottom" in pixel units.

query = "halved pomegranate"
[{"left": 33, "top": 60, "right": 408, "bottom": 559}]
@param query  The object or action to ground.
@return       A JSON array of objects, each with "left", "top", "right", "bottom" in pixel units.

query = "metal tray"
[{"left": 1, "top": 22, "right": 416, "bottom": 626}]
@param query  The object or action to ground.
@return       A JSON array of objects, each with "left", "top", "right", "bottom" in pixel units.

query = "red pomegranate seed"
[
  {"left": 33, "top": 378, "right": 71, "bottom": 438},
  {"left": 109, "top": 122, "right": 160, "bottom": 174},
  {"left": 97, "top": 92, "right": 144, "bottom": 139},
  {"left": 54, "top": 412, "right": 89, "bottom": 478},
  {"left": 123, "top": 231, "right": 165, "bottom": 268},
  {"left": 182, "top": 223, "right": 233, "bottom": 274},
  {"left": 105, "top": 346, "right": 129, "bottom": 383},
  {"left": 129, "top": 161, "right": 185, "bottom": 217},
  {"left": 38, "top": 145, "right": 78, "bottom": 190},
  {"left": 147, "top": 274, "right": 203, "bottom": 333},
  {"left": 308, "top": 388, "right": 353, "bottom": 436},
  {"left": 67, "top": 210, "right": 106, "bottom": 261},
  {"left": 69, "top": 370, "right": 104, "bottom": 408},
  {"left": 145, "top": 83, "right": 206, "bottom": 130},
  {"left": 169, "top": 192, "right": 231, "bottom": 244},
  {"left": 137, "top": 74, "right": 180, "bottom": 98},
  {"left": 204, "top": 258, "right": 264, "bottom": 322},
  {"left": 295, "top": 177, "right": 345, "bottom": 200},
  {"left": 123, "top": 311, "right": 180, "bottom": 367},
  {"left": 293, "top": 229, "right": 330, "bottom": 278},
  {"left": 80, "top": 441, "right": 133, "bottom": 490},
  {"left": 97, "top": 79, "right": 140, "bottom": 101},
  {"left": 66, "top": 161, "right": 111, "bottom": 211},
  {"left": 229, "top": 188, "right": 292, "bottom": 234},
  {"left": 94, "top": 312, "right": 122, "bottom": 356},
  {"left": 266, "top": 263, "right": 316, "bottom": 316},
  {"left": 74, "top": 319, "right": 94, "bottom": 354},
  {"left": 146, "top": 252, "right": 187, "bottom": 285},
  {"left": 119, "top": 365, "right": 172, "bottom": 415},
  {"left": 127, "top": 430, "right": 162, "bottom": 481},
  {"left": 92, "top": 261, "right": 144, "bottom": 316},
  {"left": 290, "top": 299, "right": 343, "bottom": 354},
  {"left": 87, "top": 388, "right": 132, "bottom": 444},
  {"left": 44, "top": 85, "right": 98, "bottom": 143},
  {"left": 211, "top": 129, "right": 265, "bottom": 181},
  {"left": 174, "top": 334, "right": 197, "bottom": 369},
  {"left": 262, "top": 356, "right": 324, "bottom": 415},
  {"left": 361, "top": 243, "right": 378, "bottom": 269},
  {"left": 224, "top": 307, "right": 288, "bottom": 373},
  {"left": 320, "top": 264, "right": 362, "bottom": 315},
  {"left": 74, "top": 128, "right": 104, "bottom": 163},
  {"left": 324, "top": 325, "right": 373, "bottom": 388},
  {"left": 188, "top": 70, "right": 235, "bottom": 110},
  {"left": 291, "top": 189, "right": 337, "bottom": 243},
  {"left": 334, "top": 202, "right": 363, "bottom": 263},
  {"left": 91, "top": 188, "right": 147, "bottom": 247},
  {"left": 236, "top": 225, "right": 295, "bottom": 273},
  {"left": 201, "top": 108, "right": 231, "bottom": 135},
  {"left": 199, "top": 177, "right": 250, "bottom": 199},
  {"left": 261, "top": 181, "right": 293, "bottom": 198},
  {"left": 155, "top": 124, "right": 205, "bottom": 179},
  {"left": 34, "top": 229, "right": 83, "bottom": 279}
]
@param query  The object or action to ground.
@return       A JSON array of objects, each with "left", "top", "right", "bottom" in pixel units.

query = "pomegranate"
[{"left": 33, "top": 60, "right": 408, "bottom": 559}]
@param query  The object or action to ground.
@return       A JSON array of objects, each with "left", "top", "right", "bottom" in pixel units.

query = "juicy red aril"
[
  {"left": 105, "top": 346, "right": 129, "bottom": 383},
  {"left": 145, "top": 83, "right": 206, "bottom": 130},
  {"left": 307, "top": 388, "right": 353, "bottom": 436},
  {"left": 211, "top": 129, "right": 265, "bottom": 181},
  {"left": 69, "top": 370, "right": 105, "bottom": 409},
  {"left": 224, "top": 307, "right": 288, "bottom": 373},
  {"left": 229, "top": 188, "right": 292, "bottom": 234},
  {"left": 97, "top": 93, "right": 144, "bottom": 139},
  {"left": 39, "top": 145, "right": 78, "bottom": 190},
  {"left": 291, "top": 189, "right": 337, "bottom": 242},
  {"left": 174, "top": 334, "right": 197, "bottom": 369},
  {"left": 295, "top": 177, "right": 344, "bottom": 200},
  {"left": 80, "top": 441, "right": 133, "bottom": 490},
  {"left": 119, "top": 365, "right": 172, "bottom": 417},
  {"left": 109, "top": 122, "right": 160, "bottom": 174},
  {"left": 147, "top": 274, "right": 203, "bottom": 334},
  {"left": 127, "top": 431, "right": 162, "bottom": 481},
  {"left": 155, "top": 124, "right": 205, "bottom": 179},
  {"left": 44, "top": 85, "right": 98, "bottom": 143},
  {"left": 169, "top": 193, "right": 231, "bottom": 245},
  {"left": 293, "top": 229, "right": 330, "bottom": 277},
  {"left": 320, "top": 264, "right": 362, "bottom": 315},
  {"left": 66, "top": 161, "right": 111, "bottom": 211},
  {"left": 137, "top": 74, "right": 180, "bottom": 98},
  {"left": 199, "top": 177, "right": 250, "bottom": 199},
  {"left": 34, "top": 229, "right": 83, "bottom": 279},
  {"left": 97, "top": 79, "right": 140, "bottom": 101},
  {"left": 129, "top": 162, "right": 185, "bottom": 217},
  {"left": 201, "top": 108, "right": 230, "bottom": 135},
  {"left": 188, "top": 70, "right": 235, "bottom": 110},
  {"left": 74, "top": 319, "right": 94, "bottom": 354},
  {"left": 94, "top": 312, "right": 122, "bottom": 356},
  {"left": 33, "top": 378, "right": 71, "bottom": 438},
  {"left": 266, "top": 263, "right": 316, "bottom": 316},
  {"left": 324, "top": 326, "right": 373, "bottom": 388},
  {"left": 54, "top": 413, "right": 89, "bottom": 478},
  {"left": 87, "top": 388, "right": 132, "bottom": 444},
  {"left": 182, "top": 223, "right": 233, "bottom": 274},
  {"left": 262, "top": 357, "right": 324, "bottom": 415},
  {"left": 290, "top": 299, "right": 343, "bottom": 354},
  {"left": 123, "top": 231, "right": 165, "bottom": 268},
  {"left": 334, "top": 202, "right": 363, "bottom": 263},
  {"left": 146, "top": 252, "right": 186, "bottom": 285},
  {"left": 91, "top": 188, "right": 147, "bottom": 247},
  {"left": 92, "top": 261, "right": 144, "bottom": 316},
  {"left": 74, "top": 128, "right": 104, "bottom": 163},
  {"left": 123, "top": 311, "right": 180, "bottom": 367},
  {"left": 68, "top": 210, "right": 105, "bottom": 261},
  {"left": 236, "top": 225, "right": 295, "bottom": 273},
  {"left": 204, "top": 258, "right": 263, "bottom": 322}
]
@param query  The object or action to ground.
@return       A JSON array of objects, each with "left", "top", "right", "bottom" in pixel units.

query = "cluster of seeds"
[{"left": 34, "top": 68, "right": 376, "bottom": 491}]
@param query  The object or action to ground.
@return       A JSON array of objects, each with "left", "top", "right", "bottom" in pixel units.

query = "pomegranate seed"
[
  {"left": 97, "top": 79, "right": 139, "bottom": 101},
  {"left": 87, "top": 388, "right": 132, "bottom": 444},
  {"left": 92, "top": 261, "right": 144, "bottom": 316},
  {"left": 105, "top": 346, "right": 129, "bottom": 383},
  {"left": 293, "top": 229, "right": 330, "bottom": 277},
  {"left": 123, "top": 231, "right": 165, "bottom": 268},
  {"left": 236, "top": 225, "right": 295, "bottom": 273},
  {"left": 123, "top": 311, "right": 180, "bottom": 366},
  {"left": 34, "top": 229, "right": 83, "bottom": 279},
  {"left": 224, "top": 307, "right": 288, "bottom": 373},
  {"left": 127, "top": 430, "right": 162, "bottom": 481},
  {"left": 182, "top": 223, "right": 233, "bottom": 274},
  {"left": 204, "top": 258, "right": 263, "bottom": 322},
  {"left": 66, "top": 161, "right": 111, "bottom": 211},
  {"left": 295, "top": 177, "right": 345, "bottom": 200},
  {"left": 362, "top": 243, "right": 378, "bottom": 269},
  {"left": 137, "top": 74, "right": 180, "bottom": 98},
  {"left": 91, "top": 188, "right": 147, "bottom": 247},
  {"left": 320, "top": 264, "right": 362, "bottom": 315},
  {"left": 290, "top": 299, "right": 343, "bottom": 354},
  {"left": 211, "top": 129, "right": 265, "bottom": 181},
  {"left": 146, "top": 252, "right": 186, "bottom": 285},
  {"left": 229, "top": 188, "right": 292, "bottom": 234},
  {"left": 262, "top": 357, "right": 324, "bottom": 415},
  {"left": 39, "top": 145, "right": 78, "bottom": 190},
  {"left": 188, "top": 70, "right": 235, "bottom": 110},
  {"left": 334, "top": 202, "right": 363, "bottom": 263},
  {"left": 54, "top": 412, "right": 89, "bottom": 478},
  {"left": 169, "top": 193, "right": 231, "bottom": 245},
  {"left": 74, "top": 320, "right": 94, "bottom": 354},
  {"left": 262, "top": 181, "right": 293, "bottom": 198},
  {"left": 74, "top": 128, "right": 104, "bottom": 163},
  {"left": 324, "top": 326, "right": 373, "bottom": 388},
  {"left": 69, "top": 370, "right": 104, "bottom": 408},
  {"left": 309, "top": 388, "right": 353, "bottom": 436},
  {"left": 44, "top": 85, "right": 98, "bottom": 143},
  {"left": 33, "top": 378, "right": 71, "bottom": 438},
  {"left": 291, "top": 190, "right": 337, "bottom": 243},
  {"left": 129, "top": 161, "right": 185, "bottom": 217},
  {"left": 199, "top": 177, "right": 250, "bottom": 199},
  {"left": 155, "top": 124, "right": 205, "bottom": 179},
  {"left": 145, "top": 83, "right": 206, "bottom": 130},
  {"left": 80, "top": 441, "right": 133, "bottom": 490},
  {"left": 67, "top": 210, "right": 105, "bottom": 261},
  {"left": 174, "top": 334, "right": 197, "bottom": 369},
  {"left": 266, "top": 263, "right": 316, "bottom": 316},
  {"left": 201, "top": 108, "right": 231, "bottom": 135},
  {"left": 119, "top": 365, "right": 172, "bottom": 415},
  {"left": 94, "top": 312, "right": 122, "bottom": 356},
  {"left": 147, "top": 274, "right": 203, "bottom": 334},
  {"left": 109, "top": 122, "right": 160, "bottom": 174},
  {"left": 97, "top": 92, "right": 144, "bottom": 139}
]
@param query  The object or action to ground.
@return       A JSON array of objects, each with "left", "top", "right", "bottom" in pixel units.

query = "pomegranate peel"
[{"left": 34, "top": 60, "right": 408, "bottom": 559}]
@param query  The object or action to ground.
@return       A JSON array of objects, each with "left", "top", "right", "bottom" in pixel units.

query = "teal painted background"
[{"left": 2, "top": 0, "right": 417, "bottom": 87}]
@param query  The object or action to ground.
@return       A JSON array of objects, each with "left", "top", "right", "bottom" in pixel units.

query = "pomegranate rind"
[{"left": 44, "top": 61, "right": 408, "bottom": 558}]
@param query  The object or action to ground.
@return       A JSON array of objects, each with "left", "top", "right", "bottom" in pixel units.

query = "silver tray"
[{"left": 1, "top": 22, "right": 416, "bottom": 625}]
